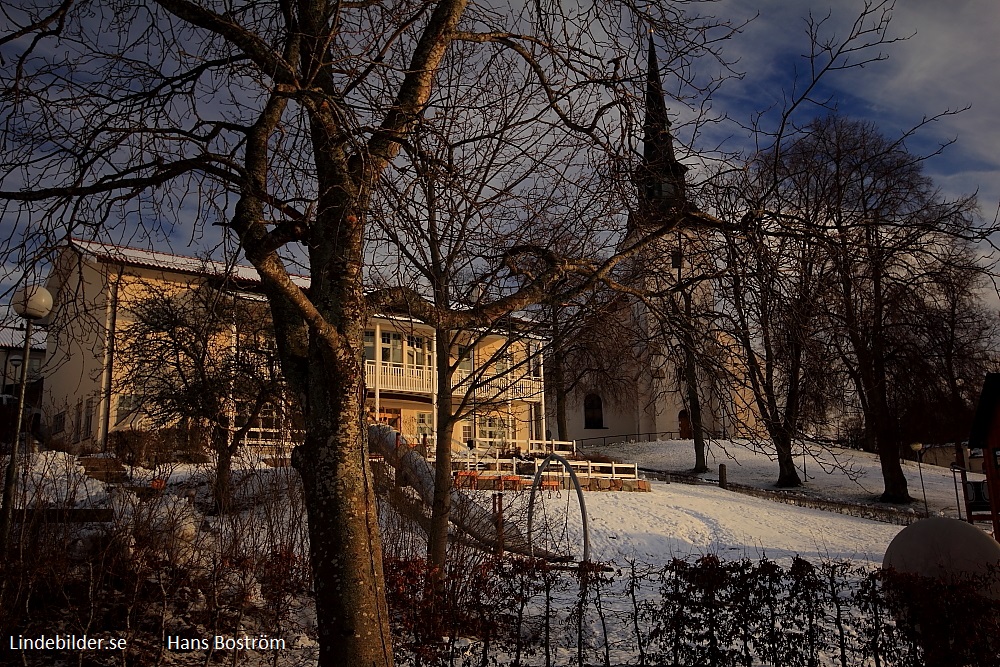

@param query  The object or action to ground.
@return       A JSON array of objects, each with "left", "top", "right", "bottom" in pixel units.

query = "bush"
[{"left": 108, "top": 427, "right": 208, "bottom": 466}]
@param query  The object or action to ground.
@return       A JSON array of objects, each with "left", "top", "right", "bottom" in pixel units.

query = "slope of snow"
[
  {"left": 585, "top": 438, "right": 979, "bottom": 516},
  {"left": 515, "top": 438, "right": 991, "bottom": 568},
  {"left": 578, "top": 481, "right": 902, "bottom": 565}
]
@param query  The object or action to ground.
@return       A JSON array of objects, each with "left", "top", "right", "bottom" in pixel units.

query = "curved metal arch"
[{"left": 527, "top": 453, "right": 590, "bottom": 563}]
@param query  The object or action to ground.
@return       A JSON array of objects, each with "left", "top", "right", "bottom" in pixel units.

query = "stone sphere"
[{"left": 884, "top": 516, "right": 1000, "bottom": 596}]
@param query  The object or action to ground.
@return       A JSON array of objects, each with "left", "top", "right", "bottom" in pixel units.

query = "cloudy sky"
[
  {"left": 705, "top": 0, "right": 1000, "bottom": 219},
  {"left": 2, "top": 0, "right": 998, "bottom": 309}
]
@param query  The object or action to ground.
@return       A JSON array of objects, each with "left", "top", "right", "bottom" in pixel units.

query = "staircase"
[{"left": 77, "top": 455, "right": 129, "bottom": 484}]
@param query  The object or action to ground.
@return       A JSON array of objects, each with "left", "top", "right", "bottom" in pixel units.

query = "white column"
[
  {"left": 507, "top": 397, "right": 513, "bottom": 451},
  {"left": 538, "top": 344, "right": 547, "bottom": 446},
  {"left": 373, "top": 321, "right": 381, "bottom": 421},
  {"left": 431, "top": 332, "right": 438, "bottom": 441}
]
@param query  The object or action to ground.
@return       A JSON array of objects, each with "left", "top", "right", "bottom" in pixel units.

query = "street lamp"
[
  {"left": 1, "top": 285, "right": 52, "bottom": 551},
  {"left": 910, "top": 442, "right": 929, "bottom": 518},
  {"left": 8, "top": 353, "right": 22, "bottom": 378}
]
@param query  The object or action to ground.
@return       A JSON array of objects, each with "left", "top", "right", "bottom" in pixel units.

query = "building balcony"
[
  {"left": 452, "top": 370, "right": 544, "bottom": 403},
  {"left": 366, "top": 360, "right": 436, "bottom": 394},
  {"left": 365, "top": 361, "right": 544, "bottom": 402}
]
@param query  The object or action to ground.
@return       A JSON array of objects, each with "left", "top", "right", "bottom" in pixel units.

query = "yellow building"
[{"left": 41, "top": 239, "right": 555, "bottom": 457}]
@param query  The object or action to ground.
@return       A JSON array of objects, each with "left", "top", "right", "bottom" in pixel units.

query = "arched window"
[{"left": 584, "top": 394, "right": 604, "bottom": 429}]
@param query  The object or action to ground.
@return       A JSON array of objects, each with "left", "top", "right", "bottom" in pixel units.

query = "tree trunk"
[
  {"left": 259, "top": 203, "right": 396, "bottom": 665},
  {"left": 556, "top": 384, "right": 569, "bottom": 442},
  {"left": 855, "top": 361, "right": 910, "bottom": 502},
  {"left": 874, "top": 407, "right": 910, "bottom": 503},
  {"left": 548, "top": 341, "right": 570, "bottom": 441},
  {"left": 685, "top": 349, "right": 708, "bottom": 473},
  {"left": 775, "top": 342, "right": 803, "bottom": 488},
  {"left": 292, "top": 330, "right": 393, "bottom": 667},
  {"left": 212, "top": 425, "right": 234, "bottom": 514},
  {"left": 427, "top": 329, "right": 456, "bottom": 578},
  {"left": 773, "top": 430, "right": 802, "bottom": 488},
  {"left": 682, "top": 292, "right": 708, "bottom": 473}
]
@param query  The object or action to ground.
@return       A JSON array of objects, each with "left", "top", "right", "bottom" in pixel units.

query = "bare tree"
[
  {"left": 117, "top": 283, "right": 287, "bottom": 512},
  {"left": 0, "top": 1, "right": 738, "bottom": 663},
  {"left": 880, "top": 243, "right": 999, "bottom": 447},
  {"left": 711, "top": 168, "right": 834, "bottom": 487},
  {"left": 366, "top": 48, "right": 580, "bottom": 580},
  {"left": 753, "top": 114, "right": 989, "bottom": 502}
]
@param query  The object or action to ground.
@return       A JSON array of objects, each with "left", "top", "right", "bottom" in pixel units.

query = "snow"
[
  {"left": 9, "top": 439, "right": 982, "bottom": 569},
  {"left": 588, "top": 437, "right": 977, "bottom": 515},
  {"left": 21, "top": 450, "right": 109, "bottom": 507},
  {"left": 562, "top": 438, "right": 986, "bottom": 567},
  {"left": 578, "top": 481, "right": 901, "bottom": 565},
  {"left": 4, "top": 439, "right": 994, "bottom": 665}
]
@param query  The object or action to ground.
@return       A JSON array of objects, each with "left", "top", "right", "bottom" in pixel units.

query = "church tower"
[
  {"left": 625, "top": 36, "right": 714, "bottom": 444},
  {"left": 630, "top": 35, "right": 690, "bottom": 237},
  {"left": 557, "top": 36, "right": 728, "bottom": 445}
]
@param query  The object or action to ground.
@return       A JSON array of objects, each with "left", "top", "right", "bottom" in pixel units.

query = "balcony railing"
[
  {"left": 452, "top": 370, "right": 544, "bottom": 402},
  {"left": 366, "top": 360, "right": 436, "bottom": 394},
  {"left": 365, "top": 361, "right": 544, "bottom": 401}
]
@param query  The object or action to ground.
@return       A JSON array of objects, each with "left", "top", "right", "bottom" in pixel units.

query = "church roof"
[{"left": 643, "top": 36, "right": 682, "bottom": 173}]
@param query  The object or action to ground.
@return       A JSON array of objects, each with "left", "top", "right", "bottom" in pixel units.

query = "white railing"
[
  {"left": 365, "top": 363, "right": 544, "bottom": 400},
  {"left": 366, "top": 360, "right": 436, "bottom": 394},
  {"left": 526, "top": 439, "right": 576, "bottom": 455},
  {"left": 452, "top": 370, "right": 544, "bottom": 402},
  {"left": 546, "top": 459, "right": 639, "bottom": 480},
  {"left": 441, "top": 455, "right": 638, "bottom": 480},
  {"left": 454, "top": 437, "right": 575, "bottom": 456}
]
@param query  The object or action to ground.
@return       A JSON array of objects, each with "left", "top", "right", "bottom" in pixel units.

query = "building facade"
[{"left": 41, "top": 239, "right": 551, "bottom": 457}]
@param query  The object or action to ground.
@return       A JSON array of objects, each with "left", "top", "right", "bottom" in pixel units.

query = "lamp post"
[
  {"left": 910, "top": 442, "right": 929, "bottom": 518},
  {"left": 0, "top": 285, "right": 52, "bottom": 552},
  {"left": 8, "top": 354, "right": 22, "bottom": 391}
]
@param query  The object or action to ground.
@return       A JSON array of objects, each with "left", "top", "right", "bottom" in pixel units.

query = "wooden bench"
[
  {"left": 540, "top": 478, "right": 561, "bottom": 494},
  {"left": 500, "top": 475, "right": 523, "bottom": 491},
  {"left": 454, "top": 470, "right": 479, "bottom": 489}
]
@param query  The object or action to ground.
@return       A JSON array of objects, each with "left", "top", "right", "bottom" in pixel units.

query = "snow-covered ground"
[
  {"left": 589, "top": 438, "right": 974, "bottom": 515},
  {"left": 575, "top": 481, "right": 902, "bottom": 565},
  {"left": 557, "top": 438, "right": 986, "bottom": 567},
  {"left": 10, "top": 438, "right": 985, "bottom": 571},
  {"left": 5, "top": 440, "right": 992, "bottom": 665}
]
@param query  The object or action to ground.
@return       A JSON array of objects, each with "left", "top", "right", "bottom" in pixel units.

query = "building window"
[
  {"left": 407, "top": 336, "right": 426, "bottom": 367},
  {"left": 83, "top": 397, "right": 95, "bottom": 440},
  {"left": 584, "top": 394, "right": 604, "bottom": 429},
  {"left": 381, "top": 332, "right": 402, "bottom": 364},
  {"left": 478, "top": 416, "right": 509, "bottom": 445},
  {"left": 234, "top": 401, "right": 283, "bottom": 444},
  {"left": 116, "top": 394, "right": 140, "bottom": 424},
  {"left": 416, "top": 412, "right": 433, "bottom": 436},
  {"left": 530, "top": 346, "right": 542, "bottom": 378},
  {"left": 457, "top": 345, "right": 473, "bottom": 372},
  {"left": 52, "top": 411, "right": 66, "bottom": 435},
  {"left": 494, "top": 351, "right": 513, "bottom": 375},
  {"left": 363, "top": 331, "right": 375, "bottom": 361}
]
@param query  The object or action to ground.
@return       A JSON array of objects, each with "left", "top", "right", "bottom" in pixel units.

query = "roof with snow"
[
  {"left": 0, "top": 324, "right": 46, "bottom": 351},
  {"left": 68, "top": 238, "right": 311, "bottom": 288},
  {"left": 63, "top": 240, "right": 548, "bottom": 337}
]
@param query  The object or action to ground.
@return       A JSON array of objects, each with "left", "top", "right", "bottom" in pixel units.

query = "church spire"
[{"left": 637, "top": 35, "right": 688, "bottom": 226}]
